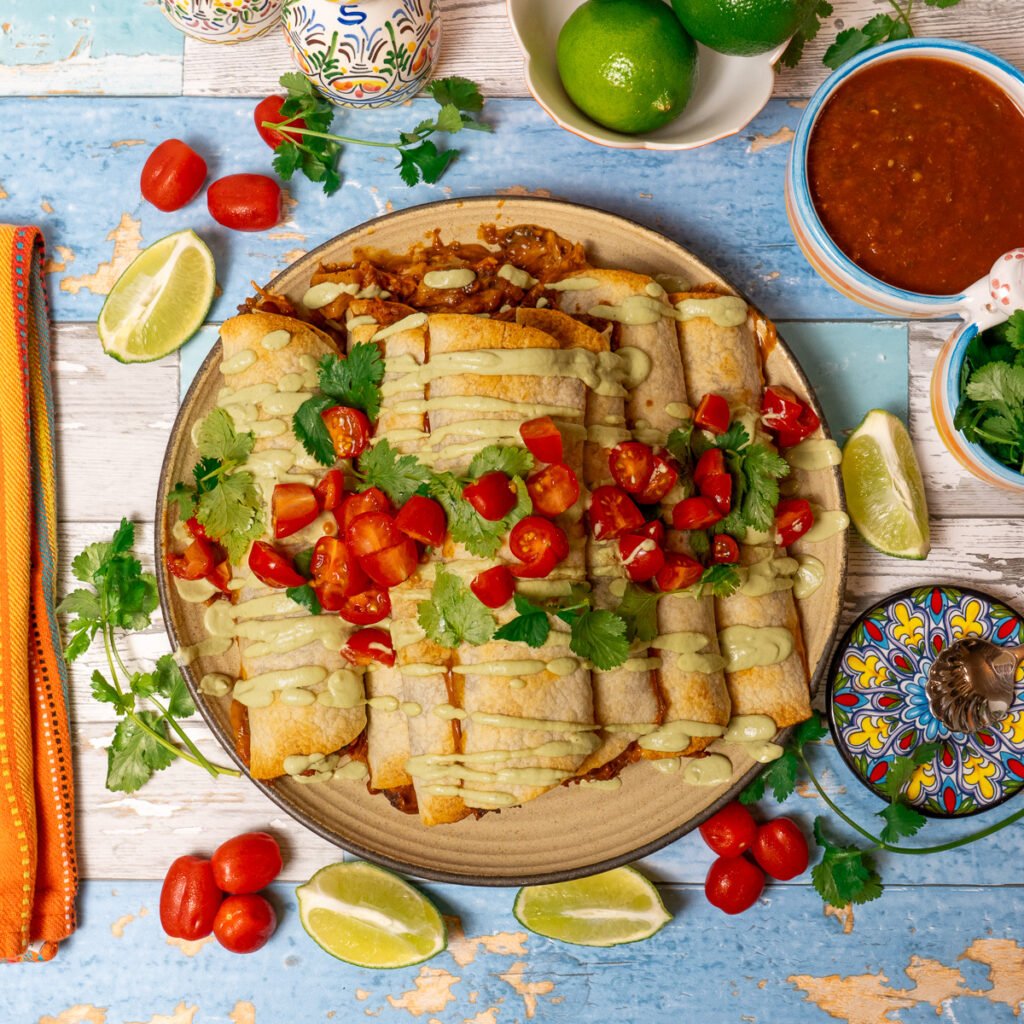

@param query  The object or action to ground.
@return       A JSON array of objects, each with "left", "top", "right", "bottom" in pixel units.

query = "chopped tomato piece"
[
  {"left": 618, "top": 533, "right": 666, "bottom": 583},
  {"left": 186, "top": 516, "right": 209, "bottom": 541},
  {"left": 694, "top": 393, "right": 731, "bottom": 435},
  {"left": 346, "top": 511, "right": 401, "bottom": 558},
  {"left": 360, "top": 537, "right": 418, "bottom": 587},
  {"left": 463, "top": 471, "right": 517, "bottom": 521},
  {"left": 167, "top": 537, "right": 217, "bottom": 581},
  {"left": 655, "top": 552, "right": 705, "bottom": 592},
  {"left": 520, "top": 416, "right": 563, "bottom": 464},
  {"left": 470, "top": 565, "right": 515, "bottom": 608},
  {"left": 342, "top": 627, "right": 396, "bottom": 668},
  {"left": 310, "top": 536, "right": 367, "bottom": 601},
  {"left": 314, "top": 469, "right": 345, "bottom": 512},
  {"left": 206, "top": 560, "right": 232, "bottom": 594},
  {"left": 608, "top": 442, "right": 655, "bottom": 494},
  {"left": 700, "top": 473, "right": 733, "bottom": 514},
  {"left": 322, "top": 405, "right": 371, "bottom": 459},
  {"left": 635, "top": 456, "right": 679, "bottom": 504},
  {"left": 395, "top": 495, "right": 446, "bottom": 547},
  {"left": 693, "top": 449, "right": 726, "bottom": 490},
  {"left": 509, "top": 516, "right": 569, "bottom": 566},
  {"left": 589, "top": 485, "right": 644, "bottom": 540},
  {"left": 526, "top": 463, "right": 580, "bottom": 518},
  {"left": 774, "top": 405, "right": 821, "bottom": 448},
  {"left": 775, "top": 498, "right": 815, "bottom": 547},
  {"left": 672, "top": 496, "right": 723, "bottom": 531},
  {"left": 636, "top": 519, "right": 665, "bottom": 545},
  {"left": 712, "top": 534, "right": 740, "bottom": 565},
  {"left": 335, "top": 487, "right": 391, "bottom": 534},
  {"left": 339, "top": 586, "right": 391, "bottom": 626},
  {"left": 760, "top": 385, "right": 805, "bottom": 433},
  {"left": 248, "top": 541, "right": 306, "bottom": 589},
  {"left": 272, "top": 483, "right": 319, "bottom": 539}
]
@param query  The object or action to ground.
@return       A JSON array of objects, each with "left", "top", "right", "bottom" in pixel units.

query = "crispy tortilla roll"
[
  {"left": 556, "top": 271, "right": 731, "bottom": 757},
  {"left": 670, "top": 292, "right": 812, "bottom": 728}
]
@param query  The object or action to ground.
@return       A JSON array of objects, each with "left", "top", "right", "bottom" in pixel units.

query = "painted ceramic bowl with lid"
[{"left": 157, "top": 0, "right": 285, "bottom": 43}]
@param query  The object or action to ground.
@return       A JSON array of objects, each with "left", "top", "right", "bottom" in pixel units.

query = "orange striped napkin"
[{"left": 0, "top": 225, "right": 78, "bottom": 962}]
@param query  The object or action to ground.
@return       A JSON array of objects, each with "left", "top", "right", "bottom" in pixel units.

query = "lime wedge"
[
  {"left": 98, "top": 229, "right": 215, "bottom": 363},
  {"left": 296, "top": 861, "right": 446, "bottom": 969},
  {"left": 513, "top": 867, "right": 671, "bottom": 947},
  {"left": 841, "top": 409, "right": 930, "bottom": 559}
]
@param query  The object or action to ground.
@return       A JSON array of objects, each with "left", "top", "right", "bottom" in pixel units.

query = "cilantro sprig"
[
  {"left": 419, "top": 566, "right": 495, "bottom": 648},
  {"left": 740, "top": 713, "right": 1024, "bottom": 908},
  {"left": 264, "top": 73, "right": 492, "bottom": 195},
  {"left": 58, "top": 520, "right": 239, "bottom": 793}
]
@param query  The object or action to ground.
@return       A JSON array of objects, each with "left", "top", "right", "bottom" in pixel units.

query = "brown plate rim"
[{"left": 155, "top": 194, "right": 847, "bottom": 886}]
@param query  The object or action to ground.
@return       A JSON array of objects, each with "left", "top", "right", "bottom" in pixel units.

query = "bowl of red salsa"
[{"left": 786, "top": 39, "right": 1024, "bottom": 318}]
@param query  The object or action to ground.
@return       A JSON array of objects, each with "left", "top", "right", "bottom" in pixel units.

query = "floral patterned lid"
[{"left": 827, "top": 585, "right": 1024, "bottom": 818}]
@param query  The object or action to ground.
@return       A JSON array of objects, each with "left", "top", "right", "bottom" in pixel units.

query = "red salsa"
[{"left": 808, "top": 57, "right": 1024, "bottom": 295}]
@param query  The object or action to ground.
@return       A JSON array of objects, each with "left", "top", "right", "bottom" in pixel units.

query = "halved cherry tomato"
[
  {"left": 589, "top": 485, "right": 644, "bottom": 540},
  {"left": 520, "top": 416, "right": 563, "bottom": 464},
  {"left": 618, "top": 533, "right": 666, "bottom": 583},
  {"left": 395, "top": 495, "right": 446, "bottom": 547},
  {"left": 470, "top": 565, "right": 515, "bottom": 608},
  {"left": 775, "top": 498, "right": 815, "bottom": 547},
  {"left": 705, "top": 856, "right": 765, "bottom": 915},
  {"left": 322, "top": 405, "right": 371, "bottom": 459},
  {"left": 310, "top": 536, "right": 366, "bottom": 604},
  {"left": 510, "top": 516, "right": 569, "bottom": 570},
  {"left": 712, "top": 534, "right": 740, "bottom": 565},
  {"left": 463, "top": 471, "right": 516, "bottom": 521},
  {"left": 272, "top": 483, "right": 319, "bottom": 539},
  {"left": 360, "top": 537, "right": 418, "bottom": 587},
  {"left": 510, "top": 549, "right": 561, "bottom": 579},
  {"left": 655, "top": 552, "right": 704, "bottom": 592},
  {"left": 701, "top": 473, "right": 733, "bottom": 514},
  {"left": 314, "top": 469, "right": 345, "bottom": 512},
  {"left": 775, "top": 404, "right": 821, "bottom": 448},
  {"left": 336, "top": 487, "right": 391, "bottom": 534},
  {"left": 342, "top": 627, "right": 396, "bottom": 668},
  {"left": 160, "top": 855, "right": 222, "bottom": 941},
  {"left": 207, "top": 173, "right": 281, "bottom": 232},
  {"left": 248, "top": 541, "right": 306, "bottom": 588},
  {"left": 141, "top": 139, "right": 207, "bottom": 213},
  {"left": 694, "top": 393, "right": 731, "bottom": 435},
  {"left": 693, "top": 449, "right": 725, "bottom": 490},
  {"left": 213, "top": 894, "right": 276, "bottom": 955},
  {"left": 636, "top": 519, "right": 665, "bottom": 545},
  {"left": 527, "top": 463, "right": 580, "bottom": 517},
  {"left": 167, "top": 537, "right": 217, "bottom": 581},
  {"left": 635, "top": 456, "right": 679, "bottom": 504},
  {"left": 752, "top": 818, "right": 809, "bottom": 881},
  {"left": 672, "top": 496, "right": 723, "bottom": 531},
  {"left": 186, "top": 516, "right": 209, "bottom": 541},
  {"left": 254, "top": 94, "right": 307, "bottom": 149},
  {"left": 211, "top": 832, "right": 283, "bottom": 895},
  {"left": 206, "top": 560, "right": 232, "bottom": 594},
  {"left": 339, "top": 585, "right": 391, "bottom": 625},
  {"left": 608, "top": 442, "right": 655, "bottom": 494},
  {"left": 699, "top": 802, "right": 757, "bottom": 858},
  {"left": 346, "top": 511, "right": 401, "bottom": 558}
]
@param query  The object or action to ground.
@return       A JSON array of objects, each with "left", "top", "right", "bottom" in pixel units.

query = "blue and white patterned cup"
[
  {"left": 282, "top": 0, "right": 442, "bottom": 108},
  {"left": 158, "top": 0, "right": 285, "bottom": 43}
]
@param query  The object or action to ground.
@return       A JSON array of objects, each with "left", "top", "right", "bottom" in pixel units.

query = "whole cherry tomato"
[
  {"left": 470, "top": 565, "right": 515, "bottom": 608},
  {"left": 322, "top": 405, "right": 371, "bottom": 459},
  {"left": 520, "top": 416, "right": 563, "bottom": 463},
  {"left": 213, "top": 894, "right": 277, "bottom": 954},
  {"left": 704, "top": 855, "right": 765, "bottom": 915},
  {"left": 342, "top": 627, "right": 396, "bottom": 668},
  {"left": 752, "top": 818, "right": 809, "bottom": 881},
  {"left": 634, "top": 455, "right": 679, "bottom": 504},
  {"left": 272, "top": 483, "right": 319, "bottom": 539},
  {"left": 395, "top": 495, "right": 446, "bottom": 547},
  {"left": 346, "top": 511, "right": 401, "bottom": 558},
  {"left": 699, "top": 801, "right": 757, "bottom": 858},
  {"left": 314, "top": 469, "right": 345, "bottom": 512},
  {"left": 712, "top": 534, "right": 740, "bottom": 565},
  {"left": 360, "top": 537, "right": 418, "bottom": 587},
  {"left": 254, "top": 95, "right": 307, "bottom": 149},
  {"left": 248, "top": 541, "right": 306, "bottom": 589},
  {"left": 336, "top": 487, "right": 391, "bottom": 534},
  {"left": 618, "top": 533, "right": 666, "bottom": 583},
  {"left": 672, "top": 496, "right": 722, "bottom": 531},
  {"left": 141, "top": 139, "right": 207, "bottom": 212},
  {"left": 463, "top": 471, "right": 517, "bottom": 521},
  {"left": 526, "top": 463, "right": 580, "bottom": 517},
  {"left": 211, "top": 832, "right": 283, "bottom": 895},
  {"left": 588, "top": 485, "right": 644, "bottom": 540},
  {"left": 160, "top": 855, "right": 222, "bottom": 940},
  {"left": 655, "top": 552, "right": 704, "bottom": 592},
  {"left": 609, "top": 442, "right": 655, "bottom": 494},
  {"left": 694, "top": 393, "right": 731, "bottom": 435},
  {"left": 775, "top": 498, "right": 815, "bottom": 547},
  {"left": 207, "top": 173, "right": 281, "bottom": 232},
  {"left": 339, "top": 585, "right": 391, "bottom": 625}
]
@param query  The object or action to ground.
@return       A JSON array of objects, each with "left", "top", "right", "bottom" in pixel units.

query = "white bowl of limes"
[{"left": 506, "top": 0, "right": 793, "bottom": 150}]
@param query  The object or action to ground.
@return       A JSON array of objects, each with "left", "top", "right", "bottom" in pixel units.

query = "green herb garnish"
[{"left": 418, "top": 566, "right": 495, "bottom": 648}]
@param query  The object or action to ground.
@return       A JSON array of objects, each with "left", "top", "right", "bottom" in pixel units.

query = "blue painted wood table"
[{"left": 3, "top": 2, "right": 1024, "bottom": 1022}]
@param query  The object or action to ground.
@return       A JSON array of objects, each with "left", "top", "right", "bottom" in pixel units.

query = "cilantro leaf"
[
  {"left": 712, "top": 421, "right": 751, "bottom": 453},
  {"left": 493, "top": 594, "right": 551, "bottom": 647},
  {"left": 434, "top": 103, "right": 465, "bottom": 135},
  {"left": 106, "top": 713, "right": 174, "bottom": 794},
  {"left": 153, "top": 655, "right": 194, "bottom": 718},
  {"left": 167, "top": 480, "right": 197, "bottom": 520},
  {"left": 468, "top": 444, "right": 534, "bottom": 480},
  {"left": 923, "top": 0, "right": 961, "bottom": 7},
  {"left": 740, "top": 748, "right": 799, "bottom": 804},
  {"left": 616, "top": 584, "right": 661, "bottom": 644},
  {"left": 58, "top": 587, "right": 100, "bottom": 622},
  {"left": 197, "top": 407, "right": 254, "bottom": 464},
  {"left": 196, "top": 470, "right": 264, "bottom": 563},
  {"left": 966, "top": 361, "right": 1024, "bottom": 406},
  {"left": 293, "top": 547, "right": 314, "bottom": 579},
  {"left": 568, "top": 609, "right": 629, "bottom": 670},
  {"left": 272, "top": 141, "right": 302, "bottom": 181},
  {"left": 666, "top": 422, "right": 695, "bottom": 476},
  {"left": 287, "top": 584, "right": 322, "bottom": 616},
  {"left": 91, "top": 670, "right": 131, "bottom": 714},
  {"left": 698, "top": 564, "right": 740, "bottom": 598},
  {"left": 317, "top": 345, "right": 385, "bottom": 420},
  {"left": 428, "top": 76, "right": 485, "bottom": 112},
  {"left": 429, "top": 471, "right": 530, "bottom": 558},
  {"left": 812, "top": 818, "right": 883, "bottom": 905},
  {"left": 418, "top": 567, "right": 495, "bottom": 648},
  {"left": 992, "top": 310, "right": 1024, "bottom": 352},
  {"left": 293, "top": 394, "right": 338, "bottom": 467},
  {"left": 357, "top": 439, "right": 433, "bottom": 506},
  {"left": 793, "top": 713, "right": 829, "bottom": 750},
  {"left": 718, "top": 443, "right": 789, "bottom": 537},
  {"left": 398, "top": 141, "right": 459, "bottom": 186},
  {"left": 780, "top": 0, "right": 833, "bottom": 69},
  {"left": 72, "top": 540, "right": 113, "bottom": 584},
  {"left": 878, "top": 802, "right": 926, "bottom": 844}
]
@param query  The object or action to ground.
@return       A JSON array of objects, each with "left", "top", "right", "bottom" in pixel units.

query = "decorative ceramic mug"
[
  {"left": 282, "top": 0, "right": 442, "bottom": 108},
  {"left": 158, "top": 0, "right": 285, "bottom": 43}
]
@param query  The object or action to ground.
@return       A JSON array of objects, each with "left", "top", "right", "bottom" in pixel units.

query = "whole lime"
[
  {"left": 671, "top": 0, "right": 812, "bottom": 56},
  {"left": 556, "top": 0, "right": 698, "bottom": 135}
]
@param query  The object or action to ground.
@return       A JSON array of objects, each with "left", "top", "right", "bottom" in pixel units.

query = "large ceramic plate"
[{"left": 156, "top": 197, "right": 847, "bottom": 885}]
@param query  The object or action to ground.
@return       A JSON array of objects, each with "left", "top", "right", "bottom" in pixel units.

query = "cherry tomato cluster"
[
  {"left": 165, "top": 516, "right": 232, "bottom": 593},
  {"left": 160, "top": 832, "right": 282, "bottom": 953},
  {"left": 699, "top": 803, "right": 809, "bottom": 915}
]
